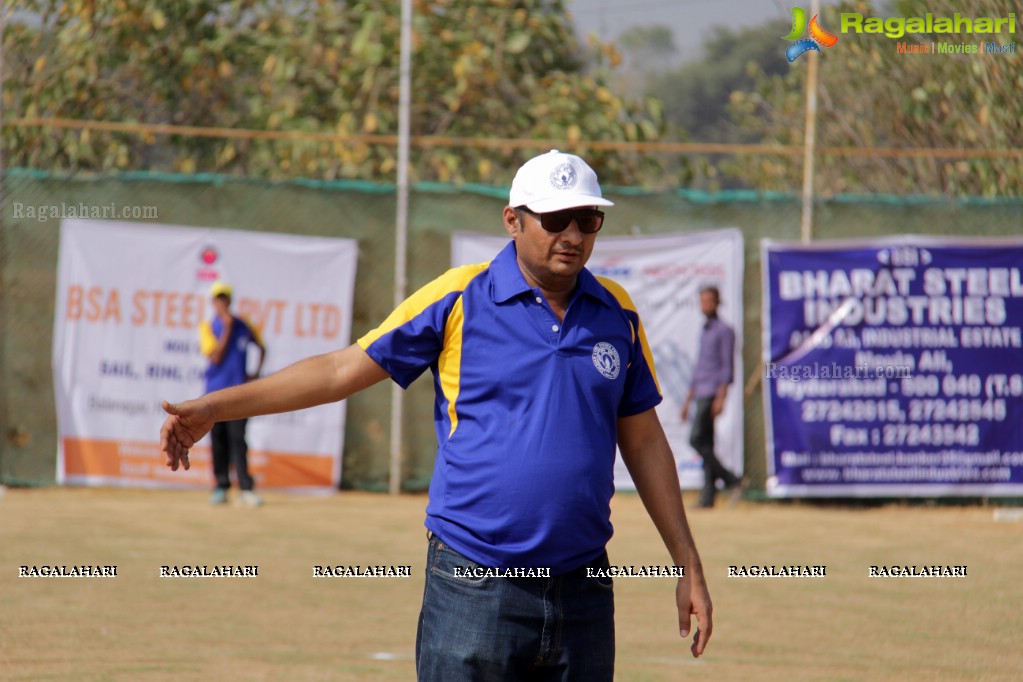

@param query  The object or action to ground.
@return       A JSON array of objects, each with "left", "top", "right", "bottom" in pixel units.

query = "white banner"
[
  {"left": 53, "top": 219, "right": 357, "bottom": 492},
  {"left": 452, "top": 230, "right": 745, "bottom": 490}
]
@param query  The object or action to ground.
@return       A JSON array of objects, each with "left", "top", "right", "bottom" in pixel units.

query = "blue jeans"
[{"left": 416, "top": 535, "right": 615, "bottom": 681}]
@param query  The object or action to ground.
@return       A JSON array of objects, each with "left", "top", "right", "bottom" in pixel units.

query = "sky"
[{"left": 566, "top": 0, "right": 844, "bottom": 64}]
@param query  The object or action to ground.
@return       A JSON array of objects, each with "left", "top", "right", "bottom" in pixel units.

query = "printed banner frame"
[
  {"left": 53, "top": 219, "right": 358, "bottom": 492},
  {"left": 762, "top": 235, "right": 1023, "bottom": 498}
]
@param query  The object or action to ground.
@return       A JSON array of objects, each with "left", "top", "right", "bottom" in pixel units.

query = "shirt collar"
[{"left": 490, "top": 240, "right": 612, "bottom": 307}]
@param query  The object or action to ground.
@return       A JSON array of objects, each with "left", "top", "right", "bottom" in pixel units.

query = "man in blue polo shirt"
[
  {"left": 199, "top": 280, "right": 265, "bottom": 507},
  {"left": 161, "top": 150, "right": 714, "bottom": 680}
]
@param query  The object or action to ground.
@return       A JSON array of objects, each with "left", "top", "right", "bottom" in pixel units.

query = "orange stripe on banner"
[
  {"left": 254, "top": 451, "right": 334, "bottom": 488},
  {"left": 62, "top": 438, "right": 335, "bottom": 488}
]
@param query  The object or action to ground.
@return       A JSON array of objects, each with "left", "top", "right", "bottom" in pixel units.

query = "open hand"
[
  {"left": 160, "top": 399, "right": 216, "bottom": 472},
  {"left": 677, "top": 569, "right": 713, "bottom": 657}
]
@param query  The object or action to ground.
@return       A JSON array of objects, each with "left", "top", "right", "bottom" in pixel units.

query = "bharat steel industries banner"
[
  {"left": 762, "top": 237, "right": 1023, "bottom": 498},
  {"left": 53, "top": 219, "right": 358, "bottom": 491},
  {"left": 452, "top": 230, "right": 745, "bottom": 491}
]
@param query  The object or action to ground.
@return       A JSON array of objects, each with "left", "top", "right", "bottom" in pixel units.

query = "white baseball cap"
[{"left": 509, "top": 150, "right": 614, "bottom": 213}]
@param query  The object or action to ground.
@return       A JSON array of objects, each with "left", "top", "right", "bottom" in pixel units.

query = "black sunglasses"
[{"left": 517, "top": 206, "right": 605, "bottom": 234}]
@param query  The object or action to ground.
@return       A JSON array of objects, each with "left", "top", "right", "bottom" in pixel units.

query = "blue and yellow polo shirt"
[
  {"left": 199, "top": 316, "right": 262, "bottom": 393},
  {"left": 358, "top": 240, "right": 662, "bottom": 574}
]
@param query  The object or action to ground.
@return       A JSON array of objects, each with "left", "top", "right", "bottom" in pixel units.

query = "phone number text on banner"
[{"left": 762, "top": 237, "right": 1023, "bottom": 497}]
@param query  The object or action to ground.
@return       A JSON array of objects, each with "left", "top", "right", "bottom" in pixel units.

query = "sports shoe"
[
  {"left": 209, "top": 489, "right": 228, "bottom": 505},
  {"left": 727, "top": 478, "right": 747, "bottom": 507},
  {"left": 237, "top": 491, "right": 263, "bottom": 507}
]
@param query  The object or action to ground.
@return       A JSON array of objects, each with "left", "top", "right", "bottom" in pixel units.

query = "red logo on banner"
[{"left": 197, "top": 245, "right": 220, "bottom": 281}]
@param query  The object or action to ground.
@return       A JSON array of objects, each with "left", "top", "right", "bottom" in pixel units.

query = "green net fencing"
[{"left": 1, "top": 168, "right": 1020, "bottom": 490}]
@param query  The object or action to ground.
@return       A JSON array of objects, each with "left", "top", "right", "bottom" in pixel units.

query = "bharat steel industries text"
[{"left": 779, "top": 265, "right": 1023, "bottom": 329}]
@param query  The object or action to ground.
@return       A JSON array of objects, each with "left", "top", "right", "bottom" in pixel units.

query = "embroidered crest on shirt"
[
  {"left": 550, "top": 163, "right": 577, "bottom": 191},
  {"left": 592, "top": 342, "right": 620, "bottom": 380}
]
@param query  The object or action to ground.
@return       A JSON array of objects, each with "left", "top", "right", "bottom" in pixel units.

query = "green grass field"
[{"left": 2, "top": 487, "right": 1021, "bottom": 681}]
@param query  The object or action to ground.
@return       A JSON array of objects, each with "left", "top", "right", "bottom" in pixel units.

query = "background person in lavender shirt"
[{"left": 680, "top": 286, "right": 743, "bottom": 508}]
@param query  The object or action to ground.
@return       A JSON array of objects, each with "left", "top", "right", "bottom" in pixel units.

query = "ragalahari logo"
[{"left": 784, "top": 7, "right": 839, "bottom": 61}]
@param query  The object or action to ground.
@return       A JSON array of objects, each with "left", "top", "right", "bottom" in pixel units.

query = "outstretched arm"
[
  {"left": 617, "top": 407, "right": 713, "bottom": 658},
  {"left": 161, "top": 343, "right": 389, "bottom": 471}
]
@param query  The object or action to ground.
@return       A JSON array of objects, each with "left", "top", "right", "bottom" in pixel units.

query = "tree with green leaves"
[
  {"left": 614, "top": 24, "right": 677, "bottom": 96},
  {"left": 649, "top": 21, "right": 790, "bottom": 145},
  {"left": 4, "top": 0, "right": 670, "bottom": 185},
  {"left": 726, "top": 0, "right": 1023, "bottom": 196}
]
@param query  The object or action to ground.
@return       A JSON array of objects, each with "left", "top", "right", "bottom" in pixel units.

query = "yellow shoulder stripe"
[
  {"left": 357, "top": 262, "right": 490, "bottom": 349},
  {"left": 198, "top": 320, "right": 217, "bottom": 357},
  {"left": 595, "top": 275, "right": 661, "bottom": 393}
]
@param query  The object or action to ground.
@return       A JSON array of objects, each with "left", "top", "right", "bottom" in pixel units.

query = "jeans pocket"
[
  {"left": 429, "top": 538, "right": 493, "bottom": 587},
  {"left": 588, "top": 552, "right": 615, "bottom": 592}
]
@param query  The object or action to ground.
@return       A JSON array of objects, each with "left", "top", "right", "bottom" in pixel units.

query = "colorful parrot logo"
[{"left": 784, "top": 7, "right": 839, "bottom": 62}]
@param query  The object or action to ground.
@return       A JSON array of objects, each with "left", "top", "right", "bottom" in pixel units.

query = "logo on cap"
[{"left": 549, "top": 163, "right": 578, "bottom": 191}]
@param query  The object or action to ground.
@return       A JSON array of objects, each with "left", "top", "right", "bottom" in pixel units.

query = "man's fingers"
[
  {"left": 691, "top": 600, "right": 713, "bottom": 657},
  {"left": 678, "top": 576, "right": 712, "bottom": 658},
  {"left": 162, "top": 416, "right": 195, "bottom": 471},
  {"left": 173, "top": 429, "right": 195, "bottom": 449},
  {"left": 691, "top": 624, "right": 711, "bottom": 657},
  {"left": 166, "top": 438, "right": 183, "bottom": 470},
  {"left": 160, "top": 400, "right": 206, "bottom": 472},
  {"left": 166, "top": 444, "right": 190, "bottom": 471},
  {"left": 161, "top": 419, "right": 177, "bottom": 469},
  {"left": 677, "top": 584, "right": 692, "bottom": 638}
]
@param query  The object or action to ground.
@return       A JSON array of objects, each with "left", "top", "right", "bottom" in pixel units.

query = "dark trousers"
[
  {"left": 689, "top": 397, "right": 739, "bottom": 507},
  {"left": 211, "top": 419, "right": 254, "bottom": 491}
]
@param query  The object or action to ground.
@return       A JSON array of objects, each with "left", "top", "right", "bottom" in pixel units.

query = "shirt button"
[
  {"left": 552, "top": 324, "right": 559, "bottom": 332},
  {"left": 535, "top": 296, "right": 543, "bottom": 304}
]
